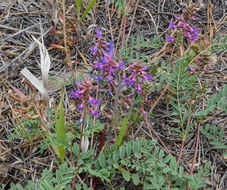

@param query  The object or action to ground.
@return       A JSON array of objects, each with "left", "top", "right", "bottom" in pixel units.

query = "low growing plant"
[{"left": 6, "top": 2, "right": 227, "bottom": 190}]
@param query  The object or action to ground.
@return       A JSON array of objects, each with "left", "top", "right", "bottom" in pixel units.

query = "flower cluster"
[
  {"left": 71, "top": 78, "right": 100, "bottom": 123},
  {"left": 90, "top": 29, "right": 124, "bottom": 86},
  {"left": 165, "top": 5, "right": 210, "bottom": 75},
  {"left": 123, "top": 60, "right": 152, "bottom": 94},
  {"left": 166, "top": 6, "right": 199, "bottom": 42},
  {"left": 90, "top": 29, "right": 114, "bottom": 59},
  {"left": 71, "top": 29, "right": 152, "bottom": 123}
]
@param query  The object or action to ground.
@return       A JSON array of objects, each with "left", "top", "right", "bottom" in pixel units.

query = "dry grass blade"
[
  {"left": 20, "top": 67, "right": 45, "bottom": 96},
  {"left": 32, "top": 36, "right": 51, "bottom": 111},
  {"left": 32, "top": 36, "right": 51, "bottom": 91}
]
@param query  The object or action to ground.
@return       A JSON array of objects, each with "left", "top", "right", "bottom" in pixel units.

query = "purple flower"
[
  {"left": 169, "top": 12, "right": 200, "bottom": 43},
  {"left": 123, "top": 60, "right": 152, "bottom": 94},
  {"left": 88, "top": 108, "right": 99, "bottom": 117},
  {"left": 138, "top": 85, "right": 142, "bottom": 94},
  {"left": 189, "top": 27, "right": 199, "bottom": 41},
  {"left": 94, "top": 61, "right": 103, "bottom": 70},
  {"left": 166, "top": 34, "right": 176, "bottom": 42},
  {"left": 114, "top": 81, "right": 119, "bottom": 86},
  {"left": 71, "top": 79, "right": 100, "bottom": 118},
  {"left": 188, "top": 65, "right": 196, "bottom": 74},
  {"left": 107, "top": 41, "right": 114, "bottom": 58},
  {"left": 95, "top": 29, "right": 102, "bottom": 39},
  {"left": 189, "top": 35, "right": 197, "bottom": 41},
  {"left": 71, "top": 90, "right": 82, "bottom": 99},
  {"left": 174, "top": 16, "right": 183, "bottom": 21},
  {"left": 107, "top": 90, "right": 112, "bottom": 96},
  {"left": 78, "top": 103, "right": 84, "bottom": 111},
  {"left": 123, "top": 77, "right": 135, "bottom": 87},
  {"left": 169, "top": 21, "right": 176, "bottom": 30},
  {"left": 117, "top": 62, "right": 125, "bottom": 70},
  {"left": 89, "top": 96, "right": 100, "bottom": 107},
  {"left": 192, "top": 27, "right": 199, "bottom": 34},
  {"left": 94, "top": 75, "right": 103, "bottom": 81},
  {"left": 100, "top": 55, "right": 108, "bottom": 64},
  {"left": 146, "top": 75, "right": 153, "bottom": 81},
  {"left": 95, "top": 75, "right": 103, "bottom": 81},
  {"left": 184, "top": 31, "right": 190, "bottom": 38},
  {"left": 90, "top": 47, "right": 97, "bottom": 55},
  {"left": 107, "top": 75, "right": 112, "bottom": 82}
]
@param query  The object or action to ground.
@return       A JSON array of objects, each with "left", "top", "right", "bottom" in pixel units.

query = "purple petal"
[
  {"left": 169, "top": 21, "right": 176, "bottom": 30},
  {"left": 78, "top": 103, "right": 84, "bottom": 111},
  {"left": 166, "top": 34, "right": 176, "bottom": 42},
  {"left": 100, "top": 55, "right": 108, "bottom": 64},
  {"left": 107, "top": 75, "right": 112, "bottom": 82},
  {"left": 89, "top": 97, "right": 100, "bottom": 107},
  {"left": 117, "top": 62, "right": 125, "bottom": 70},
  {"left": 174, "top": 16, "right": 183, "bottom": 21},
  {"left": 184, "top": 31, "right": 190, "bottom": 38},
  {"left": 78, "top": 119, "right": 83, "bottom": 126},
  {"left": 107, "top": 41, "right": 114, "bottom": 57},
  {"left": 146, "top": 74, "right": 153, "bottom": 81},
  {"left": 138, "top": 85, "right": 142, "bottom": 94},
  {"left": 94, "top": 61, "right": 103, "bottom": 70},
  {"left": 114, "top": 81, "right": 119, "bottom": 86},
  {"left": 75, "top": 81, "right": 83, "bottom": 88},
  {"left": 123, "top": 77, "right": 134, "bottom": 86},
  {"left": 95, "top": 29, "right": 102, "bottom": 38},
  {"left": 90, "top": 109, "right": 99, "bottom": 117},
  {"left": 94, "top": 75, "right": 103, "bottom": 82},
  {"left": 188, "top": 65, "right": 196, "bottom": 74},
  {"left": 90, "top": 47, "right": 98, "bottom": 55},
  {"left": 71, "top": 90, "right": 82, "bottom": 99}
]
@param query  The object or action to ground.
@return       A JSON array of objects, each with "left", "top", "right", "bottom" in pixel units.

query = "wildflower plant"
[
  {"left": 91, "top": 29, "right": 124, "bottom": 87},
  {"left": 6, "top": 2, "right": 227, "bottom": 190},
  {"left": 165, "top": 4, "right": 210, "bottom": 74},
  {"left": 71, "top": 78, "right": 100, "bottom": 122},
  {"left": 166, "top": 5, "right": 200, "bottom": 43},
  {"left": 123, "top": 59, "right": 152, "bottom": 95},
  {"left": 89, "top": 29, "right": 154, "bottom": 119}
]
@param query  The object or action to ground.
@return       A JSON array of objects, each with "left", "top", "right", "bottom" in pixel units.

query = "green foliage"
[
  {"left": 7, "top": 116, "right": 39, "bottom": 141},
  {"left": 82, "top": 116, "right": 104, "bottom": 136},
  {"left": 112, "top": 0, "right": 126, "bottom": 14},
  {"left": 120, "top": 35, "right": 163, "bottom": 62},
  {"left": 102, "top": 138, "right": 210, "bottom": 189},
  {"left": 168, "top": 59, "right": 197, "bottom": 130},
  {"left": 209, "top": 36, "right": 227, "bottom": 54},
  {"left": 120, "top": 35, "right": 169, "bottom": 93},
  {"left": 75, "top": 0, "right": 82, "bottom": 17},
  {"left": 55, "top": 94, "right": 67, "bottom": 162},
  {"left": 8, "top": 163, "right": 75, "bottom": 190},
  {"left": 6, "top": 138, "right": 211, "bottom": 189},
  {"left": 151, "top": 60, "right": 172, "bottom": 93},
  {"left": 75, "top": 0, "right": 97, "bottom": 22},
  {"left": 193, "top": 85, "right": 227, "bottom": 118},
  {"left": 200, "top": 124, "right": 227, "bottom": 149},
  {"left": 116, "top": 108, "right": 132, "bottom": 146}
]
